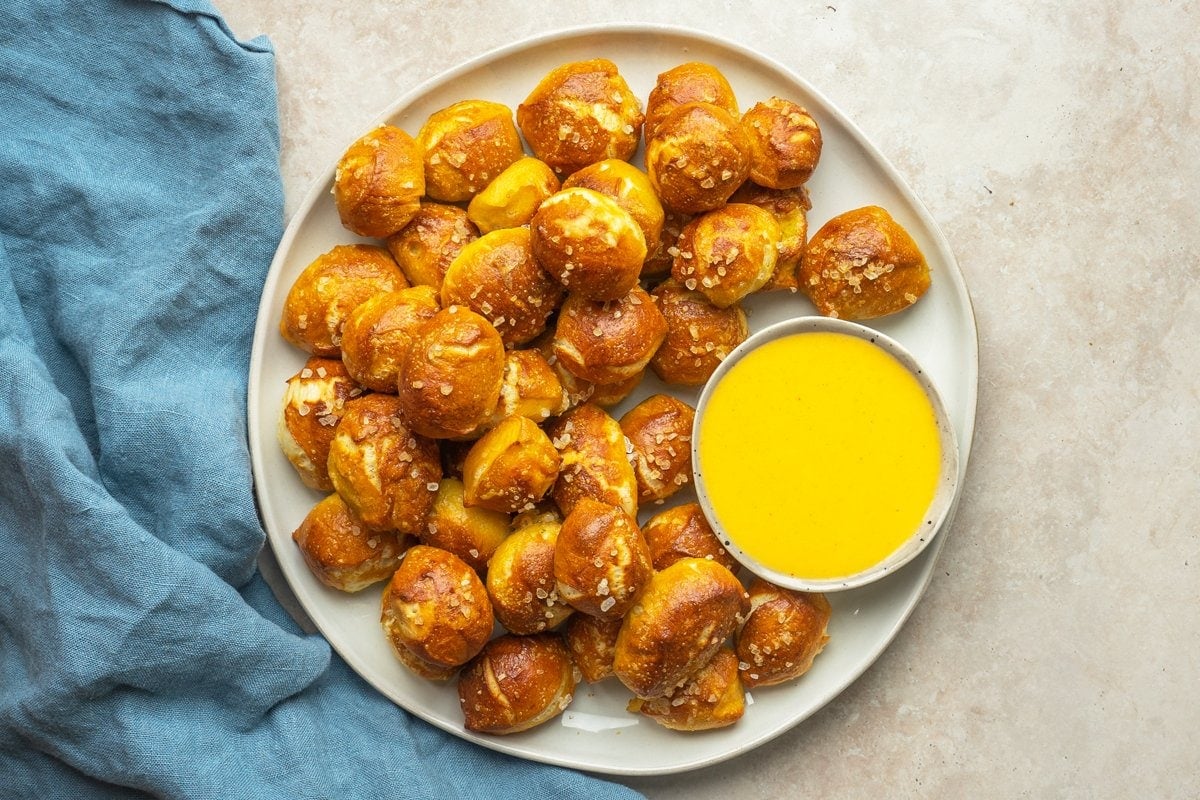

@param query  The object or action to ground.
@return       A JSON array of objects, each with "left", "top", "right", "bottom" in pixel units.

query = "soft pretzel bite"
[
  {"left": 644, "top": 61, "right": 739, "bottom": 141},
  {"left": 463, "top": 415, "right": 562, "bottom": 514},
  {"left": 642, "top": 502, "right": 739, "bottom": 573},
  {"left": 628, "top": 646, "right": 744, "bottom": 730},
  {"left": 277, "top": 357, "right": 360, "bottom": 491},
  {"left": 487, "top": 348, "right": 569, "bottom": 428},
  {"left": 641, "top": 209, "right": 692, "bottom": 279},
  {"left": 564, "top": 613, "right": 622, "bottom": 683},
  {"left": 554, "top": 497, "right": 652, "bottom": 621},
  {"left": 416, "top": 99, "right": 524, "bottom": 202},
  {"left": 486, "top": 521, "right": 573, "bottom": 635},
  {"left": 458, "top": 633, "right": 576, "bottom": 734},
  {"left": 612, "top": 557, "right": 749, "bottom": 699},
  {"left": 516, "top": 58, "right": 643, "bottom": 175},
  {"left": 551, "top": 287, "right": 667, "bottom": 386},
  {"left": 326, "top": 394, "right": 441, "bottom": 534},
  {"left": 396, "top": 306, "right": 505, "bottom": 439},
  {"left": 730, "top": 181, "right": 811, "bottom": 292},
  {"left": 546, "top": 403, "right": 638, "bottom": 518},
  {"left": 645, "top": 102, "right": 751, "bottom": 214},
  {"left": 562, "top": 159, "right": 665, "bottom": 251},
  {"left": 280, "top": 244, "right": 407, "bottom": 357},
  {"left": 467, "top": 157, "right": 560, "bottom": 234},
  {"left": 648, "top": 278, "right": 748, "bottom": 386},
  {"left": 619, "top": 393, "right": 695, "bottom": 503},
  {"left": 735, "top": 579, "right": 831, "bottom": 688},
  {"left": 800, "top": 205, "right": 930, "bottom": 319},
  {"left": 422, "top": 477, "right": 510, "bottom": 573},
  {"left": 334, "top": 125, "right": 424, "bottom": 238},
  {"left": 441, "top": 227, "right": 564, "bottom": 347},
  {"left": 385, "top": 202, "right": 479, "bottom": 290},
  {"left": 292, "top": 493, "right": 412, "bottom": 592},
  {"left": 339, "top": 286, "right": 440, "bottom": 393},
  {"left": 741, "top": 97, "right": 822, "bottom": 189},
  {"left": 380, "top": 545, "right": 493, "bottom": 680},
  {"left": 672, "top": 203, "right": 780, "bottom": 308},
  {"left": 530, "top": 187, "right": 646, "bottom": 301}
]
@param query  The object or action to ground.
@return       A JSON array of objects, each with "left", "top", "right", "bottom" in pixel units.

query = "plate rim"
[{"left": 246, "top": 21, "right": 979, "bottom": 776}]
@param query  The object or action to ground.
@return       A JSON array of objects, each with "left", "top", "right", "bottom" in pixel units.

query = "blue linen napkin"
[{"left": 0, "top": 2, "right": 643, "bottom": 797}]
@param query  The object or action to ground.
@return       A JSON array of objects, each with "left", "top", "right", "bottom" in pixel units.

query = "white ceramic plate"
[{"left": 247, "top": 24, "right": 978, "bottom": 776}]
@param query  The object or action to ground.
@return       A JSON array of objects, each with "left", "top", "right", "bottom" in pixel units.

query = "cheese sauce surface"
[{"left": 697, "top": 331, "right": 941, "bottom": 580}]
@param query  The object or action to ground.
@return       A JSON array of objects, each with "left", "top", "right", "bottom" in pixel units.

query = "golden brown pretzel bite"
[
  {"left": 554, "top": 497, "right": 652, "bottom": 621},
  {"left": 516, "top": 58, "right": 643, "bottom": 175},
  {"left": 628, "top": 646, "right": 744, "bottom": 730},
  {"left": 641, "top": 502, "right": 739, "bottom": 573},
  {"left": 551, "top": 287, "right": 667, "bottom": 386},
  {"left": 800, "top": 205, "right": 930, "bottom": 319},
  {"left": 729, "top": 181, "right": 811, "bottom": 293},
  {"left": 279, "top": 244, "right": 407, "bottom": 357},
  {"left": 741, "top": 96, "right": 822, "bottom": 189},
  {"left": 530, "top": 187, "right": 646, "bottom": 302},
  {"left": 380, "top": 545, "right": 493, "bottom": 680},
  {"left": 326, "top": 394, "right": 441, "bottom": 535},
  {"left": 612, "top": 557, "right": 749, "bottom": 699},
  {"left": 486, "top": 520, "right": 573, "bottom": 635},
  {"left": 562, "top": 158, "right": 665, "bottom": 251},
  {"left": 339, "top": 285, "right": 440, "bottom": 393},
  {"left": 486, "top": 348, "right": 569, "bottom": 428},
  {"left": 644, "top": 61, "right": 739, "bottom": 141},
  {"left": 672, "top": 203, "right": 780, "bottom": 308},
  {"left": 645, "top": 102, "right": 751, "bottom": 214},
  {"left": 462, "top": 415, "right": 562, "bottom": 514},
  {"left": 416, "top": 99, "right": 524, "bottom": 202},
  {"left": 334, "top": 124, "right": 424, "bottom": 238},
  {"left": 277, "top": 357, "right": 360, "bottom": 491},
  {"left": 735, "top": 578, "right": 831, "bottom": 688},
  {"left": 467, "top": 157, "right": 560, "bottom": 234},
  {"left": 396, "top": 306, "right": 505, "bottom": 439},
  {"left": 384, "top": 202, "right": 479, "bottom": 290},
  {"left": 619, "top": 394, "right": 696, "bottom": 503},
  {"left": 546, "top": 402, "right": 638, "bottom": 519},
  {"left": 421, "top": 477, "right": 510, "bottom": 573},
  {"left": 292, "top": 493, "right": 411, "bottom": 592},
  {"left": 458, "top": 633, "right": 576, "bottom": 733},
  {"left": 441, "top": 227, "right": 564, "bottom": 347},
  {"left": 648, "top": 278, "right": 748, "bottom": 386},
  {"left": 564, "top": 613, "right": 622, "bottom": 683}
]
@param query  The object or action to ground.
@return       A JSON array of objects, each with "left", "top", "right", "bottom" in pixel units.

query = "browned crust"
[
  {"left": 326, "top": 394, "right": 441, "bottom": 534},
  {"left": 641, "top": 502, "right": 739, "bottom": 574},
  {"left": 516, "top": 58, "right": 644, "bottom": 175},
  {"left": 380, "top": 545, "right": 493, "bottom": 672},
  {"left": 334, "top": 125, "right": 425, "bottom": 237},
  {"left": 279, "top": 244, "right": 407, "bottom": 357},
  {"left": 619, "top": 393, "right": 696, "bottom": 502},
  {"left": 648, "top": 278, "right": 748, "bottom": 386},
  {"left": 458, "top": 633, "right": 576, "bottom": 734},
  {"left": 800, "top": 205, "right": 930, "bottom": 320},
  {"left": 554, "top": 497, "right": 652, "bottom": 620},
  {"left": 396, "top": 306, "right": 505, "bottom": 439},
  {"left": 735, "top": 578, "right": 831, "bottom": 688},
  {"left": 546, "top": 403, "right": 638, "bottom": 519},
  {"left": 612, "top": 557, "right": 749, "bottom": 698},
  {"left": 551, "top": 287, "right": 667, "bottom": 385}
]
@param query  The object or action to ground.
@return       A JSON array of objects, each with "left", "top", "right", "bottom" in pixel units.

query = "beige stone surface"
[{"left": 218, "top": 1, "right": 1200, "bottom": 797}]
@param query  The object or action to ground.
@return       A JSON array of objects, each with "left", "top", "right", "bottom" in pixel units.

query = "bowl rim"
[{"left": 690, "top": 314, "right": 961, "bottom": 592}]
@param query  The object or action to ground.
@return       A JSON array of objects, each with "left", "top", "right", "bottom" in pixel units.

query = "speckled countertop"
[{"left": 217, "top": 2, "right": 1200, "bottom": 797}]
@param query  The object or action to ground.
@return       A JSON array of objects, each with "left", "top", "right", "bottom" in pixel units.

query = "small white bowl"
[{"left": 691, "top": 316, "right": 960, "bottom": 592}]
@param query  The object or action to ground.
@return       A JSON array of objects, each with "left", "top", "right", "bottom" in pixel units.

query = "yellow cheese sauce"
[{"left": 697, "top": 331, "right": 942, "bottom": 580}]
